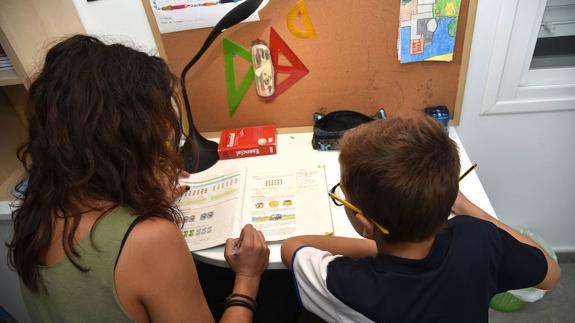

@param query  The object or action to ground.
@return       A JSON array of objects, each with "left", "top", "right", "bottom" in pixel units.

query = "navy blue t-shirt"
[{"left": 291, "top": 216, "right": 548, "bottom": 323}]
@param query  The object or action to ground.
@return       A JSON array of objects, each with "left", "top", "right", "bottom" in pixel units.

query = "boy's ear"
[{"left": 355, "top": 212, "right": 376, "bottom": 239}]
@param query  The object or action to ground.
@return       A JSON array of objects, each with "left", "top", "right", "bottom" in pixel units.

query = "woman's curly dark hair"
[{"left": 7, "top": 35, "right": 184, "bottom": 292}]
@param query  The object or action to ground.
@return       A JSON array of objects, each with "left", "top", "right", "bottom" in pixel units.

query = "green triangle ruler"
[{"left": 223, "top": 37, "right": 254, "bottom": 117}]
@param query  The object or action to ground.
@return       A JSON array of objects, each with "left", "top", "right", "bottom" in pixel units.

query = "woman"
[{"left": 8, "top": 35, "right": 269, "bottom": 322}]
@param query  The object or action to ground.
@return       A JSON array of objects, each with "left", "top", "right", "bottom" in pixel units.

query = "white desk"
[
  {"left": 0, "top": 128, "right": 496, "bottom": 265},
  {"left": 192, "top": 128, "right": 496, "bottom": 269}
]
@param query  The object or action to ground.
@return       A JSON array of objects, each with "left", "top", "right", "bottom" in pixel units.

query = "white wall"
[{"left": 456, "top": 0, "right": 575, "bottom": 251}]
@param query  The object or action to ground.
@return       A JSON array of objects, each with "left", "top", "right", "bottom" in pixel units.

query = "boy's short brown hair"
[{"left": 339, "top": 117, "right": 460, "bottom": 243}]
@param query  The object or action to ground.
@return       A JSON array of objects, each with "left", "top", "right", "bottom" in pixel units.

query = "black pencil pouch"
[{"left": 311, "top": 108, "right": 386, "bottom": 151}]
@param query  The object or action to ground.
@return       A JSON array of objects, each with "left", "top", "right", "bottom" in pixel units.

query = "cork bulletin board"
[{"left": 144, "top": 0, "right": 477, "bottom": 132}]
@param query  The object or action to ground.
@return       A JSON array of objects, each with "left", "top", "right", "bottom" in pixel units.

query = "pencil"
[{"left": 459, "top": 163, "right": 477, "bottom": 181}]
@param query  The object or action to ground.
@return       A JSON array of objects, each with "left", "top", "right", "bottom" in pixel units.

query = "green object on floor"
[{"left": 490, "top": 292, "right": 527, "bottom": 312}]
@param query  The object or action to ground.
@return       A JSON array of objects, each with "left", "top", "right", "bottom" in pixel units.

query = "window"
[
  {"left": 479, "top": 0, "right": 575, "bottom": 115},
  {"left": 530, "top": 0, "right": 575, "bottom": 69}
]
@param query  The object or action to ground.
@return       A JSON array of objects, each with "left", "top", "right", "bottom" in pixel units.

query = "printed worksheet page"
[
  {"left": 178, "top": 169, "right": 244, "bottom": 251},
  {"left": 241, "top": 165, "right": 333, "bottom": 241}
]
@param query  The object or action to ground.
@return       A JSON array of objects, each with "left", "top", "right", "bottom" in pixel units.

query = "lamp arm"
[
  {"left": 177, "top": 0, "right": 264, "bottom": 173},
  {"left": 180, "top": 30, "right": 221, "bottom": 139},
  {"left": 179, "top": 0, "right": 263, "bottom": 138}
]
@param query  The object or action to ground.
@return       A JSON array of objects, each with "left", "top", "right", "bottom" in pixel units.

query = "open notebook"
[{"left": 178, "top": 165, "right": 333, "bottom": 251}]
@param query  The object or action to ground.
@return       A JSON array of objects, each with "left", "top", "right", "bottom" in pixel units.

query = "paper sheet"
[
  {"left": 178, "top": 169, "right": 244, "bottom": 251},
  {"left": 398, "top": 0, "right": 462, "bottom": 63},
  {"left": 242, "top": 165, "right": 333, "bottom": 241},
  {"left": 149, "top": 0, "right": 269, "bottom": 33},
  {"left": 178, "top": 165, "right": 333, "bottom": 251}
]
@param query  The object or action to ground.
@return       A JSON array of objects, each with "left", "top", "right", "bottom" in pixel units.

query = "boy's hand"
[{"left": 452, "top": 191, "right": 494, "bottom": 222}]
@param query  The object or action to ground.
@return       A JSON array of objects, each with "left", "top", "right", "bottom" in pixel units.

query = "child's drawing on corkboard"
[{"left": 398, "top": 0, "right": 461, "bottom": 63}]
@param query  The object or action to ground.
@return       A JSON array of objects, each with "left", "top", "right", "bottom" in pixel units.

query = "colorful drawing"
[
  {"left": 223, "top": 37, "right": 255, "bottom": 117},
  {"left": 398, "top": 0, "right": 461, "bottom": 63},
  {"left": 286, "top": 0, "right": 316, "bottom": 39}
]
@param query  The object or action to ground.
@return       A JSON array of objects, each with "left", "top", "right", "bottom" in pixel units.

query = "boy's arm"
[
  {"left": 281, "top": 235, "right": 377, "bottom": 269},
  {"left": 280, "top": 237, "right": 376, "bottom": 322},
  {"left": 452, "top": 191, "right": 561, "bottom": 290}
]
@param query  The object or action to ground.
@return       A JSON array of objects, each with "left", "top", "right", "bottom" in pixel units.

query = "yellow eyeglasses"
[{"left": 328, "top": 183, "right": 390, "bottom": 235}]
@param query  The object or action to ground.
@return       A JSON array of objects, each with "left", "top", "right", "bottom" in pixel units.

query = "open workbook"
[{"left": 178, "top": 165, "right": 334, "bottom": 251}]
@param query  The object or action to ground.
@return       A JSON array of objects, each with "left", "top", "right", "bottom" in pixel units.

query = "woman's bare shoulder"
[
  {"left": 123, "top": 217, "right": 189, "bottom": 258},
  {"left": 116, "top": 216, "right": 195, "bottom": 294}
]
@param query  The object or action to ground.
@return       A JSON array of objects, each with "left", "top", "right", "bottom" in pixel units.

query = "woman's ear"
[{"left": 355, "top": 212, "right": 375, "bottom": 239}]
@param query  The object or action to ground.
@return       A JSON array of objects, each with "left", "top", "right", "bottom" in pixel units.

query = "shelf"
[
  {"left": 0, "top": 164, "right": 24, "bottom": 211},
  {"left": 0, "top": 68, "right": 21, "bottom": 86},
  {"left": 0, "top": 87, "right": 26, "bottom": 209}
]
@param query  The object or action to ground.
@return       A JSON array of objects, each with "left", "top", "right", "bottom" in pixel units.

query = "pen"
[
  {"left": 232, "top": 240, "right": 242, "bottom": 257},
  {"left": 459, "top": 163, "right": 477, "bottom": 181}
]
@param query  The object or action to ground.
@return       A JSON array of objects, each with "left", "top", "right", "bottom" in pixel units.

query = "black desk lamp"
[{"left": 180, "top": 0, "right": 264, "bottom": 173}]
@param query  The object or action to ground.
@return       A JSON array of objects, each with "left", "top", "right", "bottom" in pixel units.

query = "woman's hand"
[
  {"left": 164, "top": 170, "right": 190, "bottom": 203},
  {"left": 224, "top": 224, "right": 269, "bottom": 279},
  {"left": 220, "top": 225, "right": 269, "bottom": 323}
]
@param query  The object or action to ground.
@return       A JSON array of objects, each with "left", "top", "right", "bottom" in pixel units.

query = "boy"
[{"left": 281, "top": 117, "right": 560, "bottom": 323}]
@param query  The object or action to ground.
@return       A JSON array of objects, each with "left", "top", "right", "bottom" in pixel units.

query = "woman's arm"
[
  {"left": 116, "top": 218, "right": 215, "bottom": 322},
  {"left": 452, "top": 191, "right": 561, "bottom": 290},
  {"left": 221, "top": 225, "right": 269, "bottom": 322},
  {"left": 116, "top": 219, "right": 268, "bottom": 323}
]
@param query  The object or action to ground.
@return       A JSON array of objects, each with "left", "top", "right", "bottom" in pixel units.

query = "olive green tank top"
[{"left": 21, "top": 206, "right": 138, "bottom": 323}]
